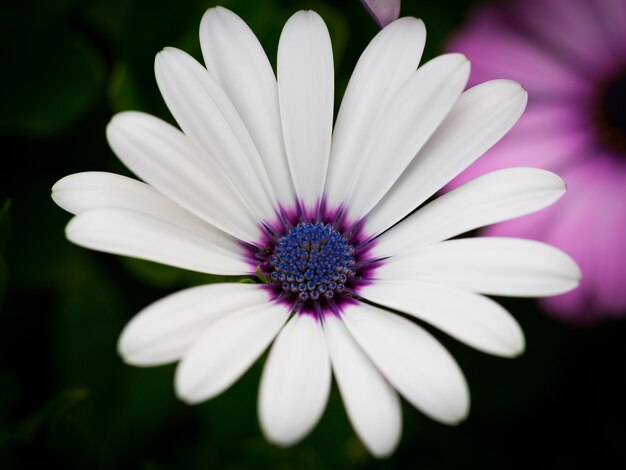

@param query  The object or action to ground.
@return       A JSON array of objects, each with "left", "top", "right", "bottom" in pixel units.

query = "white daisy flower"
[{"left": 51, "top": 7, "right": 581, "bottom": 457}]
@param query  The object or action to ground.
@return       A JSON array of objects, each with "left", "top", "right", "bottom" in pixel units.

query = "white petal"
[
  {"left": 200, "top": 7, "right": 295, "bottom": 204},
  {"left": 324, "top": 314, "right": 401, "bottom": 457},
  {"left": 155, "top": 47, "right": 277, "bottom": 221},
  {"left": 118, "top": 283, "right": 269, "bottom": 366},
  {"left": 376, "top": 238, "right": 581, "bottom": 298},
  {"left": 373, "top": 168, "right": 566, "bottom": 257},
  {"left": 258, "top": 313, "right": 331, "bottom": 446},
  {"left": 52, "top": 171, "right": 240, "bottom": 253},
  {"left": 360, "top": 281, "right": 525, "bottom": 357},
  {"left": 66, "top": 208, "right": 250, "bottom": 275},
  {"left": 107, "top": 111, "right": 260, "bottom": 242},
  {"left": 344, "top": 54, "right": 470, "bottom": 220},
  {"left": 277, "top": 11, "right": 334, "bottom": 211},
  {"left": 325, "top": 17, "right": 426, "bottom": 209},
  {"left": 175, "top": 301, "right": 289, "bottom": 404},
  {"left": 341, "top": 302, "right": 469, "bottom": 424},
  {"left": 366, "top": 79, "right": 528, "bottom": 235}
]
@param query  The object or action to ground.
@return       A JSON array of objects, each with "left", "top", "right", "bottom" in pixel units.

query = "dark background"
[{"left": 1, "top": 0, "right": 625, "bottom": 468}]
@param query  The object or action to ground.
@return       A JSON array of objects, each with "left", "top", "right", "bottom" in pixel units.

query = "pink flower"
[{"left": 448, "top": 0, "right": 626, "bottom": 323}]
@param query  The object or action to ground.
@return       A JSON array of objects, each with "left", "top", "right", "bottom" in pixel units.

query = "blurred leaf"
[
  {"left": 0, "top": 258, "right": 6, "bottom": 307},
  {"left": 8, "top": 190, "right": 74, "bottom": 289},
  {"left": 316, "top": 3, "right": 349, "bottom": 66},
  {"left": 0, "top": 366, "right": 19, "bottom": 426},
  {"left": 83, "top": 0, "right": 132, "bottom": 43},
  {"left": 54, "top": 253, "right": 127, "bottom": 391},
  {"left": 108, "top": 62, "right": 147, "bottom": 112},
  {"left": 255, "top": 266, "right": 268, "bottom": 283},
  {"left": 4, "top": 0, "right": 76, "bottom": 22},
  {"left": 0, "top": 200, "right": 11, "bottom": 251},
  {"left": 0, "top": 15, "right": 105, "bottom": 136},
  {"left": 117, "top": 366, "right": 178, "bottom": 444},
  {"left": 47, "top": 253, "right": 129, "bottom": 465},
  {"left": 118, "top": 0, "right": 205, "bottom": 60},
  {"left": 0, "top": 200, "right": 10, "bottom": 304},
  {"left": 0, "top": 388, "right": 88, "bottom": 446}
]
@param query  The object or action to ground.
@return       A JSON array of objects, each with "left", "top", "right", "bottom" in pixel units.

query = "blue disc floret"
[{"left": 268, "top": 221, "right": 356, "bottom": 304}]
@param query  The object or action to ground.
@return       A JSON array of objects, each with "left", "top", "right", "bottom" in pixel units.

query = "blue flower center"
[{"left": 269, "top": 221, "right": 356, "bottom": 303}]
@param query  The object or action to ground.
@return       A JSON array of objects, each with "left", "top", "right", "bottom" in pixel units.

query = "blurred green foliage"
[
  {"left": 1, "top": 0, "right": 625, "bottom": 468},
  {"left": 0, "top": 201, "right": 10, "bottom": 303}
]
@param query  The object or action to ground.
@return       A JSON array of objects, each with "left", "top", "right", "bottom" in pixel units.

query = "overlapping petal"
[
  {"left": 155, "top": 47, "right": 277, "bottom": 222},
  {"left": 366, "top": 80, "right": 528, "bottom": 235},
  {"left": 360, "top": 281, "right": 525, "bottom": 357},
  {"left": 373, "top": 168, "right": 566, "bottom": 257},
  {"left": 343, "top": 53, "right": 470, "bottom": 220},
  {"left": 325, "top": 17, "right": 426, "bottom": 209},
  {"left": 342, "top": 302, "right": 470, "bottom": 425},
  {"left": 66, "top": 209, "right": 249, "bottom": 275},
  {"left": 175, "top": 300, "right": 289, "bottom": 404},
  {"left": 375, "top": 238, "right": 581, "bottom": 298},
  {"left": 200, "top": 7, "right": 295, "bottom": 204},
  {"left": 52, "top": 171, "right": 240, "bottom": 253},
  {"left": 107, "top": 111, "right": 260, "bottom": 242},
  {"left": 324, "top": 314, "right": 402, "bottom": 457},
  {"left": 118, "top": 283, "right": 270, "bottom": 366}
]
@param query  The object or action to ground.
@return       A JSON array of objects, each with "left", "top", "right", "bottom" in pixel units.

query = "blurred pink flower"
[
  {"left": 448, "top": 0, "right": 626, "bottom": 323},
  {"left": 360, "top": 0, "right": 401, "bottom": 27}
]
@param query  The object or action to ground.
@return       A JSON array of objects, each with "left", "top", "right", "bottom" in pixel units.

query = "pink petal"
[
  {"left": 447, "top": 8, "right": 593, "bottom": 96},
  {"left": 507, "top": 0, "right": 618, "bottom": 77},
  {"left": 447, "top": 107, "right": 593, "bottom": 189},
  {"left": 485, "top": 156, "right": 626, "bottom": 321},
  {"left": 360, "top": 0, "right": 401, "bottom": 27}
]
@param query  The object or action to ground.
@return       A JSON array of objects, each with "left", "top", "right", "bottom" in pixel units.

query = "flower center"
[
  {"left": 595, "top": 68, "right": 626, "bottom": 153},
  {"left": 268, "top": 221, "right": 356, "bottom": 303}
]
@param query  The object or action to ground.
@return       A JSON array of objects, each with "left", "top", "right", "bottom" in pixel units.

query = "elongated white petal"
[
  {"left": 66, "top": 209, "right": 250, "bottom": 275},
  {"left": 52, "top": 172, "right": 240, "bottom": 253},
  {"left": 360, "top": 281, "right": 525, "bottom": 357},
  {"left": 376, "top": 238, "right": 581, "bottom": 297},
  {"left": 324, "top": 314, "right": 401, "bottom": 457},
  {"left": 259, "top": 313, "right": 331, "bottom": 446},
  {"left": 107, "top": 112, "right": 260, "bottom": 242},
  {"left": 373, "top": 168, "right": 566, "bottom": 257},
  {"left": 175, "top": 301, "right": 289, "bottom": 404},
  {"left": 344, "top": 54, "right": 470, "bottom": 220},
  {"left": 325, "top": 17, "right": 426, "bottom": 208},
  {"left": 367, "top": 80, "right": 528, "bottom": 235},
  {"left": 342, "top": 302, "right": 469, "bottom": 424},
  {"left": 118, "top": 283, "right": 269, "bottom": 366},
  {"left": 278, "top": 11, "right": 334, "bottom": 211},
  {"left": 200, "top": 7, "right": 295, "bottom": 204},
  {"left": 155, "top": 47, "right": 277, "bottom": 221}
]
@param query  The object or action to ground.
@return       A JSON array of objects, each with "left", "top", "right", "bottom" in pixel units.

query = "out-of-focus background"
[{"left": 1, "top": 0, "right": 624, "bottom": 468}]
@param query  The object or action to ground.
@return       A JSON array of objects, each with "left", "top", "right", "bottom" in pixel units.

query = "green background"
[{"left": 1, "top": 0, "right": 625, "bottom": 468}]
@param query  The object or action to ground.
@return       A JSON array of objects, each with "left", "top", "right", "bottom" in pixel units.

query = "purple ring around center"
[{"left": 241, "top": 198, "right": 382, "bottom": 319}]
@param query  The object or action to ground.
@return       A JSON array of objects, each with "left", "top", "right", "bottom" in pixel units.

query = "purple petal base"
[{"left": 241, "top": 198, "right": 382, "bottom": 319}]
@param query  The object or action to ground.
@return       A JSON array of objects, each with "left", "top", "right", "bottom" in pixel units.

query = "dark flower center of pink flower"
[{"left": 596, "top": 69, "right": 626, "bottom": 154}]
